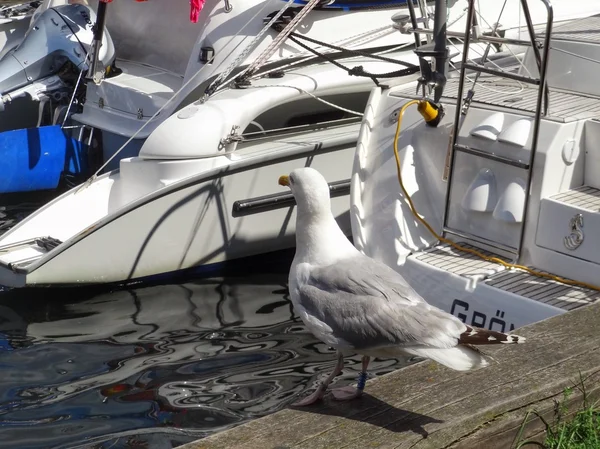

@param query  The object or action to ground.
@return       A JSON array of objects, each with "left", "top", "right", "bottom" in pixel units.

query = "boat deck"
[
  {"left": 548, "top": 14, "right": 600, "bottom": 43},
  {"left": 412, "top": 243, "right": 600, "bottom": 312},
  {"left": 391, "top": 14, "right": 600, "bottom": 122},
  {"left": 391, "top": 78, "right": 600, "bottom": 123}
]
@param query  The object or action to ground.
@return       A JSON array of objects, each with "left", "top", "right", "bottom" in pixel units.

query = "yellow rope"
[{"left": 392, "top": 100, "right": 600, "bottom": 291}]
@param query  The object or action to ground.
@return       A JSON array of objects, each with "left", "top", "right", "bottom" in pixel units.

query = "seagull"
[{"left": 278, "top": 167, "right": 525, "bottom": 406}]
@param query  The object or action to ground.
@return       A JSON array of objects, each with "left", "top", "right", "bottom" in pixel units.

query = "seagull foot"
[
  {"left": 331, "top": 385, "right": 363, "bottom": 401},
  {"left": 332, "top": 370, "right": 368, "bottom": 401},
  {"left": 293, "top": 352, "right": 347, "bottom": 407},
  {"left": 292, "top": 387, "right": 326, "bottom": 406}
]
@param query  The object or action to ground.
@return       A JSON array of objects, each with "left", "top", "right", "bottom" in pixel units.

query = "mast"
[
  {"left": 410, "top": 0, "right": 448, "bottom": 104},
  {"left": 432, "top": 0, "right": 448, "bottom": 103}
]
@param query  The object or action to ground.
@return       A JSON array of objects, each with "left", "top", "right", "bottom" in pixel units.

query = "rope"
[
  {"left": 208, "top": 13, "right": 414, "bottom": 98},
  {"left": 392, "top": 100, "right": 600, "bottom": 291},
  {"left": 289, "top": 32, "right": 418, "bottom": 68},
  {"left": 202, "top": 0, "right": 298, "bottom": 99},
  {"left": 251, "top": 41, "right": 414, "bottom": 82},
  {"left": 287, "top": 34, "right": 419, "bottom": 84},
  {"left": 241, "top": 0, "right": 323, "bottom": 80},
  {"left": 244, "top": 84, "right": 364, "bottom": 116},
  {"left": 265, "top": 24, "right": 396, "bottom": 72},
  {"left": 284, "top": 24, "right": 396, "bottom": 66}
]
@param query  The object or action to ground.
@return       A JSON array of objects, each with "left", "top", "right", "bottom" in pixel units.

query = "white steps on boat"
[
  {"left": 537, "top": 186, "right": 600, "bottom": 266},
  {"left": 410, "top": 243, "right": 600, "bottom": 312},
  {"left": 411, "top": 243, "right": 506, "bottom": 280},
  {"left": 551, "top": 186, "right": 600, "bottom": 211},
  {"left": 485, "top": 270, "right": 598, "bottom": 311}
]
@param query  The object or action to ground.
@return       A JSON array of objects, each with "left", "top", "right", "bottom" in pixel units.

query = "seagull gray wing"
[{"left": 295, "top": 255, "right": 466, "bottom": 351}]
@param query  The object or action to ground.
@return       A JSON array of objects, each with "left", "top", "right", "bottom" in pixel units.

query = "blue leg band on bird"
[{"left": 357, "top": 371, "right": 368, "bottom": 391}]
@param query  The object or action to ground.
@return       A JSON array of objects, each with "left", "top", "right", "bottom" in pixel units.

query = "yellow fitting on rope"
[
  {"left": 392, "top": 99, "right": 600, "bottom": 292},
  {"left": 417, "top": 99, "right": 439, "bottom": 124}
]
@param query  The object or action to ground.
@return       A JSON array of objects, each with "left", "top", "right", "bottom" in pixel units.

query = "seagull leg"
[
  {"left": 331, "top": 355, "right": 371, "bottom": 401},
  {"left": 293, "top": 351, "right": 345, "bottom": 406}
]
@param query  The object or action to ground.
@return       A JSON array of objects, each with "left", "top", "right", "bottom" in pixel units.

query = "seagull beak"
[{"left": 278, "top": 175, "right": 290, "bottom": 187}]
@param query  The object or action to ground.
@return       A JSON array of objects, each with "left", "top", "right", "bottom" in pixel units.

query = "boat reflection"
[{"left": 0, "top": 275, "right": 408, "bottom": 448}]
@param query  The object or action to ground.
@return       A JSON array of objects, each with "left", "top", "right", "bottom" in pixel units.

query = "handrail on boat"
[
  {"left": 406, "top": 0, "right": 555, "bottom": 53},
  {"left": 518, "top": 0, "right": 553, "bottom": 257},
  {"left": 439, "top": 0, "right": 554, "bottom": 262}
]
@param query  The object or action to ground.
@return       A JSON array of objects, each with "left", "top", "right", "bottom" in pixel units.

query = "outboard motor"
[{"left": 0, "top": 3, "right": 114, "bottom": 128}]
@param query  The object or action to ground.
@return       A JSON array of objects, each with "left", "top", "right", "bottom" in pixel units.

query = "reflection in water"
[{"left": 0, "top": 274, "right": 410, "bottom": 448}]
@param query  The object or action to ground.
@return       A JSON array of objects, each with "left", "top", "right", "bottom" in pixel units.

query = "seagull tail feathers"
[
  {"left": 404, "top": 346, "right": 489, "bottom": 371},
  {"left": 403, "top": 325, "right": 526, "bottom": 372},
  {"left": 458, "top": 325, "right": 526, "bottom": 346}
]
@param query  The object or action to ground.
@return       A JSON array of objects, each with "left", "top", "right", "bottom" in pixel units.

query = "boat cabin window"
[{"left": 241, "top": 91, "right": 369, "bottom": 139}]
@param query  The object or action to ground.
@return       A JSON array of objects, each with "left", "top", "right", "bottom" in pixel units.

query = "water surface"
[{"left": 0, "top": 274, "right": 410, "bottom": 448}]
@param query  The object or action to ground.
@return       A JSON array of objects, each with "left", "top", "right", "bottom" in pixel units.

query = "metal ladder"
[{"left": 440, "top": 0, "right": 554, "bottom": 259}]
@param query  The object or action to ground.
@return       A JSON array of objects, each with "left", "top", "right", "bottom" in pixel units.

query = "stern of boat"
[{"left": 350, "top": 4, "right": 600, "bottom": 327}]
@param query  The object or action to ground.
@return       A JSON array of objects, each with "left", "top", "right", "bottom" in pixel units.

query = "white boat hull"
[
  {"left": 0, "top": 131, "right": 356, "bottom": 286},
  {"left": 0, "top": 44, "right": 420, "bottom": 287}
]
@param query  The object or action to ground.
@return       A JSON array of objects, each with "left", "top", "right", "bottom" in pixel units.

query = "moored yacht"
[
  {"left": 350, "top": 0, "right": 600, "bottom": 330},
  {"left": 0, "top": 0, "right": 596, "bottom": 287}
]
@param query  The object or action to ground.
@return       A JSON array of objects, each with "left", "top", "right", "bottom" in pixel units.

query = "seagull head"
[{"left": 279, "top": 167, "right": 332, "bottom": 219}]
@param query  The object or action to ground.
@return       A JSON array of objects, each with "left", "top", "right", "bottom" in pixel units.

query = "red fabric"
[{"left": 190, "top": 0, "right": 206, "bottom": 23}]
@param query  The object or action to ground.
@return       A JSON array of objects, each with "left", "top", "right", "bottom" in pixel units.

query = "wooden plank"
[{"left": 179, "top": 302, "right": 600, "bottom": 449}]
